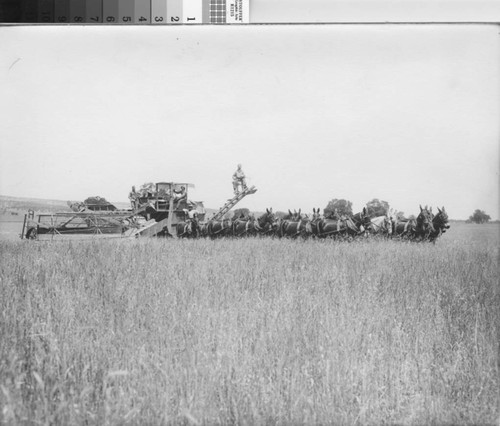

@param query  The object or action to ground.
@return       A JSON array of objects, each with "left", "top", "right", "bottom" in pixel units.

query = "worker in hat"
[
  {"left": 173, "top": 186, "right": 187, "bottom": 208},
  {"left": 232, "top": 164, "right": 247, "bottom": 194}
]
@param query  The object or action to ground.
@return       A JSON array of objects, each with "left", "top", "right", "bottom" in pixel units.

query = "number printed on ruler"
[
  {"left": 103, "top": 0, "right": 119, "bottom": 23},
  {"left": 167, "top": 0, "right": 182, "bottom": 23},
  {"left": 86, "top": 0, "right": 103, "bottom": 23},
  {"left": 54, "top": 0, "right": 69, "bottom": 23},
  {"left": 183, "top": 0, "right": 202, "bottom": 23},
  {"left": 70, "top": 0, "right": 86, "bottom": 23},
  {"left": 151, "top": 0, "right": 166, "bottom": 24},
  {"left": 39, "top": 0, "right": 54, "bottom": 23},
  {"left": 134, "top": 0, "right": 151, "bottom": 23},
  {"left": 119, "top": 0, "right": 134, "bottom": 23}
]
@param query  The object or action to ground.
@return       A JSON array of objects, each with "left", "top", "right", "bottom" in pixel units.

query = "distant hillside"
[
  {"left": 0, "top": 195, "right": 222, "bottom": 216},
  {"left": 0, "top": 195, "right": 71, "bottom": 214}
]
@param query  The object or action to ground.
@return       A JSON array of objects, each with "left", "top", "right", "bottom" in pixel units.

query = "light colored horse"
[{"left": 367, "top": 214, "right": 393, "bottom": 237}]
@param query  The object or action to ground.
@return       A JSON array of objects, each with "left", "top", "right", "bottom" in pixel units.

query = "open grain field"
[{"left": 1, "top": 223, "right": 499, "bottom": 425}]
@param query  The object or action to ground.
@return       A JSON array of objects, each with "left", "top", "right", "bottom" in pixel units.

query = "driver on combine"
[
  {"left": 183, "top": 205, "right": 199, "bottom": 235},
  {"left": 183, "top": 205, "right": 198, "bottom": 220},
  {"left": 173, "top": 186, "right": 187, "bottom": 208},
  {"left": 232, "top": 164, "right": 247, "bottom": 194}
]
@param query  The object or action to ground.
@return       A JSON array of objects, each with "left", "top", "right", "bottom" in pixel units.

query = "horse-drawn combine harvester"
[
  {"left": 20, "top": 180, "right": 449, "bottom": 242},
  {"left": 21, "top": 181, "right": 257, "bottom": 240}
]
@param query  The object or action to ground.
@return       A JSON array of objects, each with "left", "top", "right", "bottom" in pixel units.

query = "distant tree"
[
  {"left": 388, "top": 209, "right": 406, "bottom": 220},
  {"left": 468, "top": 209, "right": 491, "bottom": 224},
  {"left": 395, "top": 211, "right": 405, "bottom": 220},
  {"left": 275, "top": 211, "right": 287, "bottom": 219},
  {"left": 324, "top": 199, "right": 353, "bottom": 218},
  {"left": 365, "top": 199, "right": 390, "bottom": 217}
]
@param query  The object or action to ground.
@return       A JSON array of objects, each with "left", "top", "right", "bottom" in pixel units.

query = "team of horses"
[{"left": 176, "top": 205, "right": 450, "bottom": 242}]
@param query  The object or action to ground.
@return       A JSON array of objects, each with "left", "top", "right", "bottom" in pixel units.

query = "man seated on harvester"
[{"left": 173, "top": 186, "right": 187, "bottom": 208}]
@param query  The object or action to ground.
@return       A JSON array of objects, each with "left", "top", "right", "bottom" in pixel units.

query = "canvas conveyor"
[{"left": 211, "top": 186, "right": 257, "bottom": 221}]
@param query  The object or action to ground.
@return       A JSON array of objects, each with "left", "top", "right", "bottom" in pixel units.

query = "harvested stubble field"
[{"left": 1, "top": 223, "right": 499, "bottom": 425}]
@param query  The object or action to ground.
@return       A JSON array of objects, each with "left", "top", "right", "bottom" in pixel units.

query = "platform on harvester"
[{"left": 129, "top": 181, "right": 206, "bottom": 237}]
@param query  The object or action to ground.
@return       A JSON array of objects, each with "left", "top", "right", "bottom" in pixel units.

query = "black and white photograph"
[{"left": 0, "top": 5, "right": 499, "bottom": 424}]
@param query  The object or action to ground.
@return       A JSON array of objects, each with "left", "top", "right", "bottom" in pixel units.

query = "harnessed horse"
[
  {"left": 232, "top": 216, "right": 260, "bottom": 237},
  {"left": 176, "top": 220, "right": 198, "bottom": 238},
  {"left": 207, "top": 219, "right": 233, "bottom": 239},
  {"left": 277, "top": 209, "right": 312, "bottom": 238},
  {"left": 309, "top": 208, "right": 323, "bottom": 237},
  {"left": 256, "top": 208, "right": 276, "bottom": 236},
  {"left": 198, "top": 222, "right": 209, "bottom": 238},
  {"left": 350, "top": 207, "right": 370, "bottom": 236},
  {"left": 428, "top": 206, "right": 450, "bottom": 243},
  {"left": 414, "top": 205, "right": 435, "bottom": 241},
  {"left": 367, "top": 215, "right": 393, "bottom": 237},
  {"left": 392, "top": 218, "right": 416, "bottom": 239},
  {"left": 316, "top": 215, "right": 358, "bottom": 239}
]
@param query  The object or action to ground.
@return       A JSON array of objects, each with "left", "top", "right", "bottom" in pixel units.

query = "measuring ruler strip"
[
  {"left": 102, "top": 0, "right": 118, "bottom": 23},
  {"left": 54, "top": 0, "right": 69, "bottom": 22},
  {"left": 86, "top": 0, "right": 103, "bottom": 23},
  {"left": 21, "top": 0, "right": 38, "bottom": 22},
  {"left": 183, "top": 0, "right": 202, "bottom": 23},
  {"left": 134, "top": 0, "right": 151, "bottom": 23},
  {"left": 118, "top": 0, "right": 135, "bottom": 23},
  {"left": 39, "top": 0, "right": 54, "bottom": 22},
  {"left": 167, "top": 0, "right": 182, "bottom": 24},
  {"left": 70, "top": 0, "right": 86, "bottom": 23},
  {"left": 151, "top": 0, "right": 166, "bottom": 23},
  {"left": 1, "top": 0, "right": 249, "bottom": 23}
]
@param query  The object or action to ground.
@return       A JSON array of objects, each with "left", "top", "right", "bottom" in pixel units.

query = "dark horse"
[
  {"left": 256, "top": 208, "right": 277, "bottom": 236},
  {"left": 414, "top": 205, "right": 435, "bottom": 241},
  {"left": 351, "top": 207, "right": 370, "bottom": 235},
  {"left": 277, "top": 209, "right": 312, "bottom": 238},
  {"left": 310, "top": 208, "right": 322, "bottom": 237},
  {"left": 315, "top": 215, "right": 360, "bottom": 239},
  {"left": 232, "top": 216, "right": 260, "bottom": 237},
  {"left": 176, "top": 220, "right": 199, "bottom": 238},
  {"left": 206, "top": 219, "right": 233, "bottom": 239},
  {"left": 392, "top": 217, "right": 417, "bottom": 239},
  {"left": 309, "top": 208, "right": 365, "bottom": 239},
  {"left": 428, "top": 206, "right": 450, "bottom": 243}
]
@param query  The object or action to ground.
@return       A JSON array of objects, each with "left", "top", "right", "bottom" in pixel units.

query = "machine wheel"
[{"left": 26, "top": 227, "right": 37, "bottom": 240}]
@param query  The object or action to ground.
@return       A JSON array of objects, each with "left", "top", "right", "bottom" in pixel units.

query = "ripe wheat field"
[{"left": 0, "top": 223, "right": 499, "bottom": 425}]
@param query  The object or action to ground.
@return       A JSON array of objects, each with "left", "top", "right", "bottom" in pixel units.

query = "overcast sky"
[{"left": 0, "top": 24, "right": 498, "bottom": 219}]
